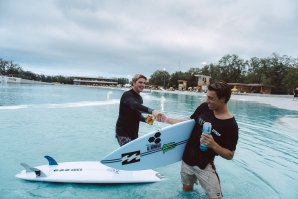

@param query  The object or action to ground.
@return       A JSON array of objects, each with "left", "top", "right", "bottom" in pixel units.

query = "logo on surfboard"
[
  {"left": 147, "top": 132, "right": 162, "bottom": 151},
  {"left": 148, "top": 132, "right": 161, "bottom": 144},
  {"left": 162, "top": 142, "right": 177, "bottom": 153},
  {"left": 121, "top": 151, "right": 141, "bottom": 165},
  {"left": 146, "top": 132, "right": 177, "bottom": 154}
]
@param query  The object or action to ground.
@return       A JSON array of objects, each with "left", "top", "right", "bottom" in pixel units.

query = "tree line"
[
  {"left": 0, "top": 58, "right": 74, "bottom": 84},
  {"left": 149, "top": 53, "right": 298, "bottom": 94},
  {"left": 0, "top": 58, "right": 128, "bottom": 86},
  {"left": 1, "top": 53, "right": 298, "bottom": 94}
]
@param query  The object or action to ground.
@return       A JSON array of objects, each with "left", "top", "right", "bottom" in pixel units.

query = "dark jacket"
[{"left": 116, "top": 89, "right": 152, "bottom": 139}]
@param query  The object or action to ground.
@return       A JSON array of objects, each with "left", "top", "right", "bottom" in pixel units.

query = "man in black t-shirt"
[
  {"left": 116, "top": 74, "right": 164, "bottom": 146},
  {"left": 161, "top": 80, "right": 238, "bottom": 199}
]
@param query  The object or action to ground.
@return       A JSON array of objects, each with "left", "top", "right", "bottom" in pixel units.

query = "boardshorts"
[
  {"left": 116, "top": 134, "right": 132, "bottom": 146},
  {"left": 180, "top": 160, "right": 222, "bottom": 198}
]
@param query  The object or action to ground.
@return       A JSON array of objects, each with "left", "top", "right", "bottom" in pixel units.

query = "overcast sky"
[{"left": 0, "top": 0, "right": 297, "bottom": 78}]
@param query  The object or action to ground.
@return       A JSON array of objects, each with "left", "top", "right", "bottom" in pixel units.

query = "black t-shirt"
[
  {"left": 116, "top": 89, "right": 152, "bottom": 139},
  {"left": 182, "top": 102, "right": 239, "bottom": 169}
]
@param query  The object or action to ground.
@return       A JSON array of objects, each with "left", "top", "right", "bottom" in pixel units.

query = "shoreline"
[
  {"left": 152, "top": 90, "right": 298, "bottom": 131},
  {"left": 80, "top": 85, "right": 298, "bottom": 130},
  {"left": 80, "top": 85, "right": 298, "bottom": 112},
  {"left": 150, "top": 90, "right": 298, "bottom": 131},
  {"left": 150, "top": 89, "right": 297, "bottom": 111},
  {"left": 84, "top": 85, "right": 297, "bottom": 111}
]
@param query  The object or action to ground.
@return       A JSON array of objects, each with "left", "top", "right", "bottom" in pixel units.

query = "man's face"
[
  {"left": 206, "top": 90, "right": 225, "bottom": 110},
  {"left": 132, "top": 77, "right": 146, "bottom": 93}
]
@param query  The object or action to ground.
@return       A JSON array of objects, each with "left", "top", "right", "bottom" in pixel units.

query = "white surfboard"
[
  {"left": 101, "top": 119, "right": 195, "bottom": 171},
  {"left": 16, "top": 156, "right": 163, "bottom": 183}
]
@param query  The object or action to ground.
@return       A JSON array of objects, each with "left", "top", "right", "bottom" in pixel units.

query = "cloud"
[{"left": 0, "top": 0, "right": 297, "bottom": 78}]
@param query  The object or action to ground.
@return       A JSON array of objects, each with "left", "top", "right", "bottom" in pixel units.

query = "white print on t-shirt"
[
  {"left": 212, "top": 129, "right": 221, "bottom": 136},
  {"left": 197, "top": 118, "right": 205, "bottom": 126},
  {"left": 197, "top": 118, "right": 221, "bottom": 136}
]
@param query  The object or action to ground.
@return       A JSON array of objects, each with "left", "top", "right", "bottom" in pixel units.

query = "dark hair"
[
  {"left": 132, "top": 74, "right": 147, "bottom": 84},
  {"left": 208, "top": 80, "right": 231, "bottom": 103}
]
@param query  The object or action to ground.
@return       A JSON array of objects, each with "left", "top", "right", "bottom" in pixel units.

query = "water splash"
[
  {"left": 47, "top": 99, "right": 119, "bottom": 108},
  {"left": 160, "top": 96, "right": 166, "bottom": 112},
  {"left": 107, "top": 91, "right": 113, "bottom": 100},
  {"left": 0, "top": 100, "right": 120, "bottom": 110},
  {"left": 0, "top": 105, "right": 31, "bottom": 110}
]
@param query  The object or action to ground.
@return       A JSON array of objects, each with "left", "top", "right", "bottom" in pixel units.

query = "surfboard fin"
[
  {"left": 156, "top": 172, "right": 166, "bottom": 180},
  {"left": 44, "top": 155, "right": 58, "bottom": 166},
  {"left": 20, "top": 163, "right": 46, "bottom": 177}
]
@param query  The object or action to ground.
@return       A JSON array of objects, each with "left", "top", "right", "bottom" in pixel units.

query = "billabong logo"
[
  {"left": 121, "top": 151, "right": 140, "bottom": 165},
  {"left": 162, "top": 142, "right": 176, "bottom": 153}
]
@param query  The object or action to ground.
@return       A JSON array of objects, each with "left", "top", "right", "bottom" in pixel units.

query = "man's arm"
[
  {"left": 161, "top": 117, "right": 189, "bottom": 124},
  {"left": 201, "top": 134, "right": 235, "bottom": 160}
]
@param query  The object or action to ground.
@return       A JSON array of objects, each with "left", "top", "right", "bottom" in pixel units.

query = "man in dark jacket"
[{"left": 116, "top": 74, "right": 163, "bottom": 146}]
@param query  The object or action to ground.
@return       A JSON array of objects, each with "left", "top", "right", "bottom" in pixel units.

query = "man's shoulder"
[
  {"left": 197, "top": 102, "right": 209, "bottom": 111},
  {"left": 121, "top": 89, "right": 141, "bottom": 102},
  {"left": 191, "top": 103, "right": 209, "bottom": 118},
  {"left": 195, "top": 102, "right": 207, "bottom": 109},
  {"left": 122, "top": 89, "right": 133, "bottom": 96}
]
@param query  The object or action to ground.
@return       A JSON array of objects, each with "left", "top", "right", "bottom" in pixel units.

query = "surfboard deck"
[
  {"left": 16, "top": 156, "right": 163, "bottom": 183},
  {"left": 101, "top": 119, "right": 195, "bottom": 171}
]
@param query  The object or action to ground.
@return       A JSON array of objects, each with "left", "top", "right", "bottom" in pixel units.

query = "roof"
[{"left": 228, "top": 83, "right": 274, "bottom": 87}]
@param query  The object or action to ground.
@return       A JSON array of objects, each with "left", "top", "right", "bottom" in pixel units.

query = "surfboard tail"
[
  {"left": 20, "top": 163, "right": 46, "bottom": 177},
  {"left": 18, "top": 155, "right": 58, "bottom": 178}
]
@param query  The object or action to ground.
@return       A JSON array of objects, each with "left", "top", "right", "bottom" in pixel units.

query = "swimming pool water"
[{"left": 0, "top": 84, "right": 297, "bottom": 199}]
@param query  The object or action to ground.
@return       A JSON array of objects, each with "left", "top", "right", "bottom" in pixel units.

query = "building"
[
  {"left": 177, "top": 80, "right": 187, "bottom": 91},
  {"left": 195, "top": 75, "right": 211, "bottom": 92},
  {"left": 228, "top": 83, "right": 274, "bottom": 94},
  {"left": 73, "top": 77, "right": 118, "bottom": 86}
]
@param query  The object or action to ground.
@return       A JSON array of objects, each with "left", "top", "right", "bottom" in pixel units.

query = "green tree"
[
  {"left": 169, "top": 71, "right": 181, "bottom": 88},
  {"left": 168, "top": 71, "right": 190, "bottom": 89},
  {"left": 284, "top": 67, "right": 298, "bottom": 94},
  {"left": 117, "top": 78, "right": 129, "bottom": 85},
  {"left": 19, "top": 70, "right": 37, "bottom": 80},
  {"left": 267, "top": 54, "right": 289, "bottom": 94},
  {"left": 149, "top": 70, "right": 170, "bottom": 88},
  {"left": 246, "top": 57, "right": 261, "bottom": 83},
  {"left": 0, "top": 58, "right": 9, "bottom": 75},
  {"left": 208, "top": 64, "right": 221, "bottom": 82},
  {"left": 186, "top": 68, "right": 202, "bottom": 88},
  {"left": 218, "top": 54, "right": 247, "bottom": 83},
  {"left": 5, "top": 61, "right": 22, "bottom": 77}
]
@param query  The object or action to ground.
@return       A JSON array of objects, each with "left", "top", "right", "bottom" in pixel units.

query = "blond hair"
[{"left": 132, "top": 74, "right": 147, "bottom": 84}]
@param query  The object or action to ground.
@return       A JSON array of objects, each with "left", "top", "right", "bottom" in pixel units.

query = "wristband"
[
  {"left": 148, "top": 108, "right": 154, "bottom": 114},
  {"left": 164, "top": 117, "right": 170, "bottom": 123}
]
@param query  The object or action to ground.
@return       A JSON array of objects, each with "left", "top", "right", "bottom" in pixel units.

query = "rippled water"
[{"left": 0, "top": 84, "right": 297, "bottom": 199}]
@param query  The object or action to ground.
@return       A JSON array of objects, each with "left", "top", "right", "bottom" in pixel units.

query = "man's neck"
[
  {"left": 213, "top": 105, "right": 232, "bottom": 120},
  {"left": 132, "top": 87, "right": 140, "bottom": 95}
]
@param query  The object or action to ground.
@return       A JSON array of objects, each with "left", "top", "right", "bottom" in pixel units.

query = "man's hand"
[
  {"left": 152, "top": 110, "right": 166, "bottom": 122},
  {"left": 200, "top": 133, "right": 215, "bottom": 148},
  {"left": 145, "top": 115, "right": 154, "bottom": 125},
  {"left": 201, "top": 133, "right": 235, "bottom": 160}
]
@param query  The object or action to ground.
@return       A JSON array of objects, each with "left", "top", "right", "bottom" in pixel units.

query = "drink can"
[
  {"left": 202, "top": 122, "right": 212, "bottom": 134},
  {"left": 200, "top": 122, "right": 212, "bottom": 151}
]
